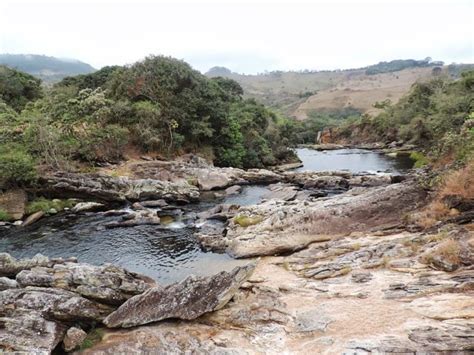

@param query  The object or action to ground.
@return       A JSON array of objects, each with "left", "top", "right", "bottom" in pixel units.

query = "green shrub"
[
  {"left": 0, "top": 146, "right": 37, "bottom": 188},
  {"left": 0, "top": 209, "right": 12, "bottom": 222},
  {"left": 77, "top": 124, "right": 128, "bottom": 163},
  {"left": 26, "top": 198, "right": 75, "bottom": 215},
  {"left": 234, "top": 215, "right": 263, "bottom": 227},
  {"left": 410, "top": 151, "right": 429, "bottom": 168},
  {"left": 80, "top": 328, "right": 104, "bottom": 350}
]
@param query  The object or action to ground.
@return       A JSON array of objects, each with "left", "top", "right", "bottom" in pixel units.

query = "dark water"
[
  {"left": 295, "top": 148, "right": 414, "bottom": 173},
  {"left": 0, "top": 210, "right": 247, "bottom": 285},
  {"left": 217, "top": 185, "right": 270, "bottom": 206}
]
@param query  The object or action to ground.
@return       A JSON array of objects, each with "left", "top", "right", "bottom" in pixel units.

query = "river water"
[
  {"left": 295, "top": 148, "right": 413, "bottom": 173},
  {"left": 0, "top": 148, "right": 413, "bottom": 284}
]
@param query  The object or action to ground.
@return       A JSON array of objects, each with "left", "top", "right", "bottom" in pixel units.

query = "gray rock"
[
  {"left": 351, "top": 271, "right": 373, "bottom": 283},
  {"left": 63, "top": 327, "right": 87, "bottom": 352},
  {"left": 295, "top": 309, "right": 332, "bottom": 332},
  {"left": 72, "top": 201, "right": 105, "bottom": 213},
  {"left": 0, "top": 276, "right": 18, "bottom": 290},
  {"left": 141, "top": 199, "right": 168, "bottom": 208},
  {"left": 104, "top": 263, "right": 256, "bottom": 328},
  {"left": 21, "top": 211, "right": 44, "bottom": 227},
  {"left": 0, "top": 310, "right": 67, "bottom": 353},
  {"left": 0, "top": 287, "right": 113, "bottom": 352},
  {"left": 34, "top": 172, "right": 200, "bottom": 203},
  {"left": 200, "top": 182, "right": 426, "bottom": 258},
  {"left": 264, "top": 184, "right": 298, "bottom": 201},
  {"left": 0, "top": 253, "right": 52, "bottom": 277},
  {"left": 225, "top": 185, "right": 242, "bottom": 195},
  {"left": 408, "top": 320, "right": 474, "bottom": 351},
  {"left": 16, "top": 261, "right": 153, "bottom": 305},
  {"left": 105, "top": 209, "right": 161, "bottom": 228}
]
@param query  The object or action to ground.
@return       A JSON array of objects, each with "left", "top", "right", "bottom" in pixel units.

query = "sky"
[{"left": 0, "top": 0, "right": 473, "bottom": 74}]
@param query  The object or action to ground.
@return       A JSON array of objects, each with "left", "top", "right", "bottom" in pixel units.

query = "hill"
[
  {"left": 206, "top": 60, "right": 473, "bottom": 119},
  {"left": 0, "top": 54, "right": 95, "bottom": 83}
]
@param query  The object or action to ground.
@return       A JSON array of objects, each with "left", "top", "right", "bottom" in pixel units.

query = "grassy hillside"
[
  {"left": 0, "top": 54, "right": 95, "bottom": 83},
  {"left": 207, "top": 61, "right": 473, "bottom": 120},
  {"left": 334, "top": 70, "right": 474, "bottom": 163}
]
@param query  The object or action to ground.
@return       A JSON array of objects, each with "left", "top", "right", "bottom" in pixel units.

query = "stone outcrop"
[
  {"left": 15, "top": 261, "right": 153, "bottom": 305},
  {"left": 104, "top": 263, "right": 256, "bottom": 328},
  {"left": 0, "top": 286, "right": 113, "bottom": 352},
  {"left": 0, "top": 189, "right": 27, "bottom": 220},
  {"left": 104, "top": 209, "right": 161, "bottom": 229},
  {"left": 0, "top": 253, "right": 53, "bottom": 277},
  {"left": 0, "top": 253, "right": 256, "bottom": 352},
  {"left": 34, "top": 172, "right": 200, "bottom": 203},
  {"left": 63, "top": 327, "right": 88, "bottom": 352},
  {"left": 199, "top": 181, "right": 426, "bottom": 258},
  {"left": 83, "top": 224, "right": 473, "bottom": 354}
]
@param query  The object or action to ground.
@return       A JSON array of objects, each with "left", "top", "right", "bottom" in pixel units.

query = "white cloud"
[{"left": 0, "top": 0, "right": 472, "bottom": 73}]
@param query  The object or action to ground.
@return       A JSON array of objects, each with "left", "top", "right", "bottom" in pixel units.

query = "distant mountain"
[
  {"left": 205, "top": 66, "right": 235, "bottom": 78},
  {"left": 0, "top": 54, "right": 95, "bottom": 83}
]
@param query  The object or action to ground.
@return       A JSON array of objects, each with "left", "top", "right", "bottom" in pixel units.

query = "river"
[{"left": 0, "top": 148, "right": 413, "bottom": 284}]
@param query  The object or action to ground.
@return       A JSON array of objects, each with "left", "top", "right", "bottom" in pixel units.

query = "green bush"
[
  {"left": 26, "top": 198, "right": 75, "bottom": 215},
  {"left": 0, "top": 146, "right": 37, "bottom": 188},
  {"left": 0, "top": 65, "right": 42, "bottom": 111},
  {"left": 77, "top": 124, "right": 129, "bottom": 163},
  {"left": 234, "top": 215, "right": 263, "bottom": 227},
  {"left": 410, "top": 151, "right": 429, "bottom": 168},
  {"left": 0, "top": 209, "right": 12, "bottom": 222}
]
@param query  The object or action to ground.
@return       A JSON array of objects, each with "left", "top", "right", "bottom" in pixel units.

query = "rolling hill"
[
  {"left": 206, "top": 60, "right": 473, "bottom": 119},
  {"left": 0, "top": 54, "right": 95, "bottom": 83}
]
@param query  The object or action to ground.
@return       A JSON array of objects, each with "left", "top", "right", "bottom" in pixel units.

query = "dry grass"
[
  {"left": 421, "top": 239, "right": 462, "bottom": 266},
  {"left": 415, "top": 161, "right": 474, "bottom": 228},
  {"left": 438, "top": 162, "right": 474, "bottom": 199}
]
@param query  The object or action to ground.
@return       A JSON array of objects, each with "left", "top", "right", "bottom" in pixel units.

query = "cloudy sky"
[{"left": 0, "top": 0, "right": 472, "bottom": 73}]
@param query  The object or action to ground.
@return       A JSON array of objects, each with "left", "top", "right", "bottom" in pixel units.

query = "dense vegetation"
[
  {"left": 0, "top": 65, "right": 42, "bottom": 111},
  {"left": 0, "top": 56, "right": 297, "bottom": 188},
  {"left": 335, "top": 71, "right": 474, "bottom": 163},
  {"left": 274, "top": 108, "right": 362, "bottom": 145},
  {"left": 364, "top": 58, "right": 443, "bottom": 75}
]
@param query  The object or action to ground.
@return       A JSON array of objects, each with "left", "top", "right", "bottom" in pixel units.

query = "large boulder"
[
  {"left": 16, "top": 261, "right": 154, "bottom": 305},
  {"left": 0, "top": 189, "right": 27, "bottom": 220},
  {"left": 0, "top": 287, "right": 114, "bottom": 352},
  {"left": 0, "top": 253, "right": 52, "bottom": 277},
  {"left": 63, "top": 327, "right": 87, "bottom": 352},
  {"left": 104, "top": 263, "right": 256, "bottom": 328}
]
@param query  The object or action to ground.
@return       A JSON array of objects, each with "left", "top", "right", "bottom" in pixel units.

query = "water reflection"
[
  {"left": 0, "top": 212, "right": 246, "bottom": 285},
  {"left": 295, "top": 148, "right": 413, "bottom": 173}
]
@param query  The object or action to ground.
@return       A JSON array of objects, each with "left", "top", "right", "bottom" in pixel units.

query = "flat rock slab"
[
  {"left": 409, "top": 293, "right": 474, "bottom": 320},
  {"left": 104, "top": 263, "right": 256, "bottom": 328}
]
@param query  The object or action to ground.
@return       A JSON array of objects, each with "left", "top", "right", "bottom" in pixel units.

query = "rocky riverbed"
[{"left": 0, "top": 151, "right": 473, "bottom": 353}]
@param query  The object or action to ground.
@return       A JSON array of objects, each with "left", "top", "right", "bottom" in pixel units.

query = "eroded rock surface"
[
  {"left": 84, "top": 226, "right": 474, "bottom": 354},
  {"left": 199, "top": 181, "right": 426, "bottom": 258},
  {"left": 104, "top": 263, "right": 256, "bottom": 328},
  {"left": 15, "top": 261, "right": 153, "bottom": 304},
  {"left": 35, "top": 172, "right": 200, "bottom": 203}
]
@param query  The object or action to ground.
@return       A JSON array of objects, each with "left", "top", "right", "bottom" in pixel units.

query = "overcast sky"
[{"left": 0, "top": 0, "right": 473, "bottom": 73}]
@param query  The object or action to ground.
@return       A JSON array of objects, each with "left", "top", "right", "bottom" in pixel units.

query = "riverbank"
[{"left": 0, "top": 149, "right": 473, "bottom": 353}]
